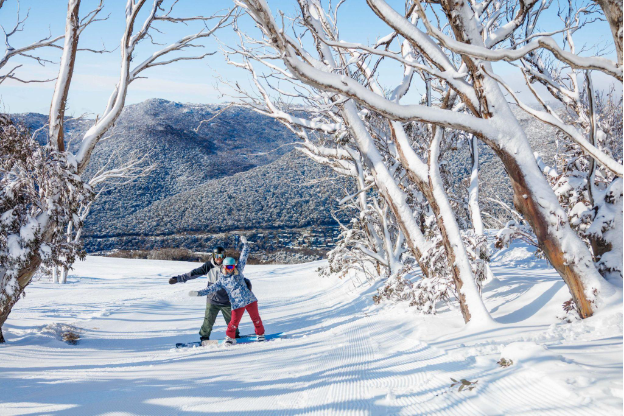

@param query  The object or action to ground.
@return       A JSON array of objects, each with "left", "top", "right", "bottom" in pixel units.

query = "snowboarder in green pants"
[{"left": 170, "top": 240, "right": 251, "bottom": 344}]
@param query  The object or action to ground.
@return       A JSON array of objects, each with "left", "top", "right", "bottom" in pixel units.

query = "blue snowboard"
[{"left": 176, "top": 332, "right": 285, "bottom": 348}]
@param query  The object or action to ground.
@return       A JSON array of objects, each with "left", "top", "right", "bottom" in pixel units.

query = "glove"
[
  {"left": 188, "top": 290, "right": 199, "bottom": 297},
  {"left": 170, "top": 273, "right": 191, "bottom": 284},
  {"left": 240, "top": 235, "right": 248, "bottom": 245},
  {"left": 244, "top": 278, "right": 252, "bottom": 290}
]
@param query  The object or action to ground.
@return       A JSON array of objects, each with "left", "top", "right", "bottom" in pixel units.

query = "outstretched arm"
[
  {"left": 169, "top": 261, "right": 214, "bottom": 284},
  {"left": 190, "top": 279, "right": 224, "bottom": 297}
]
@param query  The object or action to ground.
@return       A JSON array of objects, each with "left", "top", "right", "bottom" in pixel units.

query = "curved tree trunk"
[
  {"left": 493, "top": 143, "right": 604, "bottom": 317},
  {"left": 0, "top": 252, "right": 43, "bottom": 343}
]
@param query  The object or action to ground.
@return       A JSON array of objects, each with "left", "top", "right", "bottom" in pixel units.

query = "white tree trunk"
[
  {"left": 48, "top": 0, "right": 81, "bottom": 151},
  {"left": 60, "top": 267, "right": 69, "bottom": 284},
  {"left": 341, "top": 101, "right": 431, "bottom": 273},
  {"left": 468, "top": 136, "right": 484, "bottom": 235},
  {"left": 428, "top": 128, "right": 494, "bottom": 325}
]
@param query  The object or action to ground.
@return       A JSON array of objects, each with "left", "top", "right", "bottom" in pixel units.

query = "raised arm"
[{"left": 237, "top": 237, "right": 250, "bottom": 273}]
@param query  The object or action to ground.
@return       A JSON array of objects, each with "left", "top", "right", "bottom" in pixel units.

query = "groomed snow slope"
[{"left": 1, "top": 243, "right": 622, "bottom": 415}]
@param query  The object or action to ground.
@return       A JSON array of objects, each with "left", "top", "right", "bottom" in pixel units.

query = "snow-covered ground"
[{"left": 1, "top": 242, "right": 622, "bottom": 415}]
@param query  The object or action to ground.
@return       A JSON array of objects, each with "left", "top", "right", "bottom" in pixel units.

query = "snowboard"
[{"left": 175, "top": 332, "right": 285, "bottom": 348}]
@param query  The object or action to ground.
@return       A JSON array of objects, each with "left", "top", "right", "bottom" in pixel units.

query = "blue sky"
[{"left": 0, "top": 0, "right": 619, "bottom": 115}]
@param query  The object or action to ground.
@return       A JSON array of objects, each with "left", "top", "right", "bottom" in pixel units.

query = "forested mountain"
[
  {"left": 15, "top": 99, "right": 299, "bottom": 216},
  {"left": 13, "top": 99, "right": 557, "bottom": 262}
]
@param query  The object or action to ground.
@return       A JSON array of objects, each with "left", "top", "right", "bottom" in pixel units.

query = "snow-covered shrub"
[
  {"left": 372, "top": 274, "right": 418, "bottom": 306},
  {"left": 374, "top": 227, "right": 489, "bottom": 314},
  {"left": 374, "top": 264, "right": 455, "bottom": 315},
  {"left": 0, "top": 116, "right": 93, "bottom": 300},
  {"left": 418, "top": 230, "right": 489, "bottom": 310},
  {"left": 542, "top": 90, "right": 623, "bottom": 279},
  {"left": 320, "top": 221, "right": 369, "bottom": 279},
  {"left": 373, "top": 259, "right": 453, "bottom": 314}
]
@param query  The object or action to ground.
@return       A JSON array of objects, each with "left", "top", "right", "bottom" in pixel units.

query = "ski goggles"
[
  {"left": 225, "top": 265, "right": 235, "bottom": 270},
  {"left": 213, "top": 253, "right": 225, "bottom": 259}
]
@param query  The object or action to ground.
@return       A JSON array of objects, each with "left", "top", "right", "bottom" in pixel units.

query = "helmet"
[
  {"left": 212, "top": 246, "right": 226, "bottom": 260},
  {"left": 223, "top": 257, "right": 237, "bottom": 266}
]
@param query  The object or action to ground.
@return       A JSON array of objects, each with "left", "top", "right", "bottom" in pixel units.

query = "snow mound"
[
  {"left": 547, "top": 311, "right": 623, "bottom": 342},
  {"left": 491, "top": 242, "right": 547, "bottom": 268},
  {"left": 499, "top": 341, "right": 553, "bottom": 365}
]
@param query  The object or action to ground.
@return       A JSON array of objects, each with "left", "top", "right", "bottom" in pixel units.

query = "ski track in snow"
[{"left": 0, "top": 245, "right": 622, "bottom": 415}]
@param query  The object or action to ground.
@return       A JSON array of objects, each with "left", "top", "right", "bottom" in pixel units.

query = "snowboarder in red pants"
[{"left": 227, "top": 298, "right": 263, "bottom": 341}]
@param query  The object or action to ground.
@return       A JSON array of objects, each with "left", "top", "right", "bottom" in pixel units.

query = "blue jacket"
[{"left": 196, "top": 243, "right": 258, "bottom": 310}]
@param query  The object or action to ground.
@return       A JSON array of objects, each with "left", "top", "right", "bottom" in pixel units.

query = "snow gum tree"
[
  {"left": 233, "top": 0, "right": 620, "bottom": 320},
  {"left": 0, "top": 0, "right": 234, "bottom": 343}
]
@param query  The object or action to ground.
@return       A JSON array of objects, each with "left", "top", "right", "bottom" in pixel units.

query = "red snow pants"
[{"left": 226, "top": 301, "right": 265, "bottom": 338}]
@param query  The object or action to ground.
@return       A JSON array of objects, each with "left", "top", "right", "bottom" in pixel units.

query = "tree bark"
[
  {"left": 495, "top": 147, "right": 596, "bottom": 317},
  {"left": 0, "top": 251, "right": 42, "bottom": 343},
  {"left": 594, "top": 0, "right": 623, "bottom": 64}
]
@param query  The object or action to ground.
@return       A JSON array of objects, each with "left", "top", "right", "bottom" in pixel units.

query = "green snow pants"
[{"left": 199, "top": 303, "right": 240, "bottom": 340}]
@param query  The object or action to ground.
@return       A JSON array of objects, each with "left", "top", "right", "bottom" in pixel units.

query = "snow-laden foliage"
[
  {"left": 496, "top": 220, "right": 541, "bottom": 255},
  {"left": 320, "top": 220, "right": 379, "bottom": 281},
  {"left": 0, "top": 116, "right": 93, "bottom": 300},
  {"left": 374, "top": 218, "right": 490, "bottom": 314},
  {"left": 540, "top": 91, "right": 623, "bottom": 279}
]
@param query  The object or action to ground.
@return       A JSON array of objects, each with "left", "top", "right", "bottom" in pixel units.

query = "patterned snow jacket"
[{"left": 195, "top": 242, "right": 257, "bottom": 310}]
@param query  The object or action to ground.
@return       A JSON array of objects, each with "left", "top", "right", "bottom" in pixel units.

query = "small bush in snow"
[
  {"left": 62, "top": 330, "right": 80, "bottom": 345},
  {"left": 450, "top": 378, "right": 478, "bottom": 392},
  {"left": 497, "top": 358, "right": 513, "bottom": 367},
  {"left": 495, "top": 220, "right": 544, "bottom": 258}
]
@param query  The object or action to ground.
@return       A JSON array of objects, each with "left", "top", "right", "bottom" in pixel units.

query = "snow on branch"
[
  {"left": 486, "top": 67, "right": 623, "bottom": 177},
  {"left": 411, "top": 0, "right": 622, "bottom": 81}
]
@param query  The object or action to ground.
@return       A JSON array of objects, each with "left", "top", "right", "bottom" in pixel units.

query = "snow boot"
[
  {"left": 224, "top": 336, "right": 237, "bottom": 346},
  {"left": 257, "top": 334, "right": 266, "bottom": 342}
]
